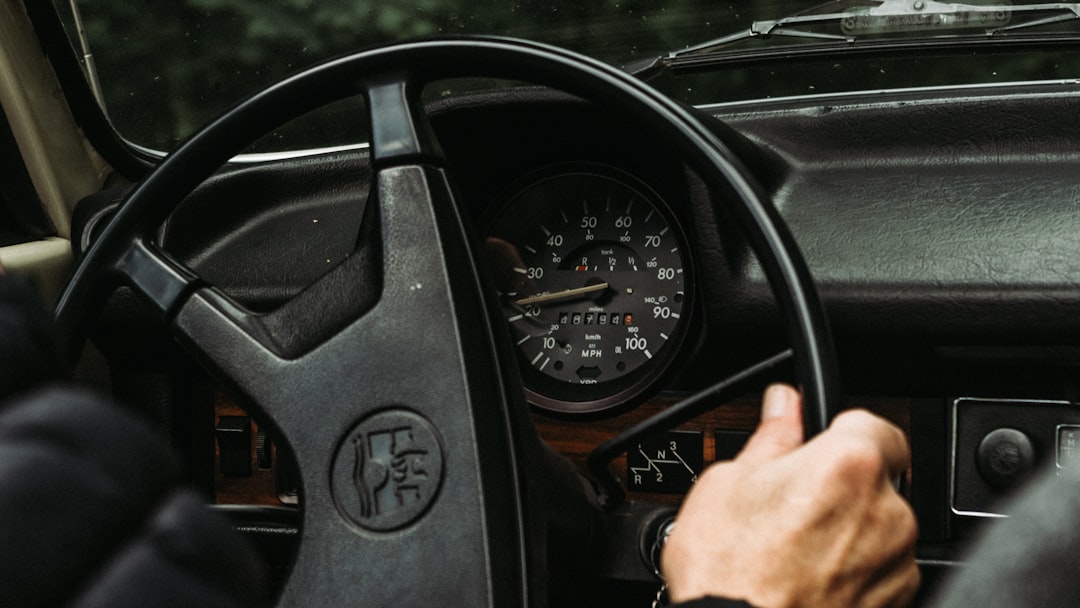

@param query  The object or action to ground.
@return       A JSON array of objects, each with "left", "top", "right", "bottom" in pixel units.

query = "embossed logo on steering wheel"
[{"left": 332, "top": 409, "right": 444, "bottom": 531}]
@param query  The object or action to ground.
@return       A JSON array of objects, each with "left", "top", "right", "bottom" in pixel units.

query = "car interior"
[{"left": 5, "top": 0, "right": 1080, "bottom": 606}]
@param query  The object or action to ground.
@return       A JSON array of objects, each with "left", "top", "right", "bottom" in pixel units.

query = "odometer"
[{"left": 485, "top": 168, "right": 691, "bottom": 414}]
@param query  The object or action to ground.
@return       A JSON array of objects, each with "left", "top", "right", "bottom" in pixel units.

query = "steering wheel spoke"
[
  {"left": 113, "top": 238, "right": 199, "bottom": 319},
  {"left": 168, "top": 154, "right": 530, "bottom": 605},
  {"left": 366, "top": 75, "right": 444, "bottom": 165}
]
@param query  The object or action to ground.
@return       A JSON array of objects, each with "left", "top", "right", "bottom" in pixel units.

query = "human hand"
[{"left": 660, "top": 384, "right": 919, "bottom": 607}]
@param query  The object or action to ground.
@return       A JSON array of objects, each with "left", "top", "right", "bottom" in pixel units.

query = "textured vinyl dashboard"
[
  {"left": 714, "top": 89, "right": 1080, "bottom": 345},
  {"left": 143, "top": 83, "right": 1080, "bottom": 395}
]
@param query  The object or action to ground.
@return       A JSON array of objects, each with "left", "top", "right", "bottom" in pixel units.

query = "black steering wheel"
[{"left": 55, "top": 37, "right": 839, "bottom": 606}]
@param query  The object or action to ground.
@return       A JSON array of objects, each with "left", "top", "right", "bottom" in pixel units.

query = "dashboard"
[{"left": 83, "top": 80, "right": 1080, "bottom": 603}]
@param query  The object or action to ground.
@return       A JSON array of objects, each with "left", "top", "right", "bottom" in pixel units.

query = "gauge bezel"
[{"left": 484, "top": 163, "right": 696, "bottom": 415}]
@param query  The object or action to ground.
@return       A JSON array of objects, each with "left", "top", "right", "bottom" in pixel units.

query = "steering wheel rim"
[{"left": 55, "top": 37, "right": 840, "bottom": 606}]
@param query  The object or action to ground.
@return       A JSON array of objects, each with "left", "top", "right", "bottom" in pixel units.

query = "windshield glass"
[{"left": 52, "top": 0, "right": 1080, "bottom": 153}]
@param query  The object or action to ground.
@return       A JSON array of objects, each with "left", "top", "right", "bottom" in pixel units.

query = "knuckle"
[
  {"left": 872, "top": 489, "right": 919, "bottom": 555},
  {"left": 828, "top": 437, "right": 888, "bottom": 480},
  {"left": 891, "top": 500, "right": 920, "bottom": 547},
  {"left": 829, "top": 408, "right": 911, "bottom": 467},
  {"left": 898, "top": 560, "right": 922, "bottom": 605},
  {"left": 833, "top": 408, "right": 892, "bottom": 438}
]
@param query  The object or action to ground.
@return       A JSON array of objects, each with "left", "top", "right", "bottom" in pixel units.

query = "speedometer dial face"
[{"left": 485, "top": 169, "right": 691, "bottom": 414}]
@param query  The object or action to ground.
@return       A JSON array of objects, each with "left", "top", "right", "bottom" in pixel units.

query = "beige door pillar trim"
[
  {"left": 0, "top": 0, "right": 110, "bottom": 238},
  {"left": 0, "top": 237, "right": 72, "bottom": 306}
]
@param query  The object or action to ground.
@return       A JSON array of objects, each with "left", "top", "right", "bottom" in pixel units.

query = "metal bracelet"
[{"left": 652, "top": 582, "right": 669, "bottom": 608}]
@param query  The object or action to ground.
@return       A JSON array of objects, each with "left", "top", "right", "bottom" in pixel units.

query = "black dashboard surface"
[
  {"left": 154, "top": 84, "right": 1080, "bottom": 397},
  {"left": 719, "top": 88, "right": 1080, "bottom": 343}
]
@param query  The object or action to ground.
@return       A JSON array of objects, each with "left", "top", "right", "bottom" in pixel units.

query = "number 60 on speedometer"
[{"left": 484, "top": 168, "right": 692, "bottom": 414}]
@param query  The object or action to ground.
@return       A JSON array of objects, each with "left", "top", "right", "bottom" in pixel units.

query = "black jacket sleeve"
[
  {"left": 928, "top": 463, "right": 1080, "bottom": 607},
  {"left": 0, "top": 276, "right": 67, "bottom": 399},
  {"left": 0, "top": 276, "right": 266, "bottom": 607}
]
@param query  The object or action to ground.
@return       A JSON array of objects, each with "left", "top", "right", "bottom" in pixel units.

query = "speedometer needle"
[{"left": 514, "top": 282, "right": 610, "bottom": 306}]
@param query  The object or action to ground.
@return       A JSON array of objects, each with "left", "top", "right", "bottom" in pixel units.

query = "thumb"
[{"left": 736, "top": 384, "right": 805, "bottom": 465}]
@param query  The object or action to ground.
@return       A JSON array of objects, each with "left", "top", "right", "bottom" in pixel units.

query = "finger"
[
  {"left": 736, "top": 383, "right": 805, "bottom": 465},
  {"left": 827, "top": 409, "right": 912, "bottom": 479},
  {"left": 857, "top": 542, "right": 921, "bottom": 608}
]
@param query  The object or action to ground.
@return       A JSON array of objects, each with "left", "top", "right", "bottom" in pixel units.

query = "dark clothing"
[
  {"left": 929, "top": 464, "right": 1080, "bottom": 607},
  {"left": 0, "top": 276, "right": 265, "bottom": 607},
  {"left": 0, "top": 388, "right": 265, "bottom": 608},
  {"left": 0, "top": 277, "right": 66, "bottom": 399}
]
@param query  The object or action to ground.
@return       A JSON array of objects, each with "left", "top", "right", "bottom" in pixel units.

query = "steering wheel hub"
[{"left": 330, "top": 408, "right": 445, "bottom": 532}]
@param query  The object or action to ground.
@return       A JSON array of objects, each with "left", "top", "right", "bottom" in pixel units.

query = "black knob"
[{"left": 976, "top": 428, "right": 1036, "bottom": 489}]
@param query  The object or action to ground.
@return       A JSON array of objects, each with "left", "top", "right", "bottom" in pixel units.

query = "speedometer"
[{"left": 485, "top": 168, "right": 692, "bottom": 414}]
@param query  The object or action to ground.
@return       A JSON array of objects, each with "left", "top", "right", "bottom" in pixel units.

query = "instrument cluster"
[{"left": 484, "top": 164, "right": 694, "bottom": 414}]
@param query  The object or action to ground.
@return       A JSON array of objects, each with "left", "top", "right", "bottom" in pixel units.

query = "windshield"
[{"left": 52, "top": 0, "right": 1080, "bottom": 153}]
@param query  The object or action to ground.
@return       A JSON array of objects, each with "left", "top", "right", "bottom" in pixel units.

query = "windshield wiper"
[{"left": 668, "top": 0, "right": 1080, "bottom": 58}]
